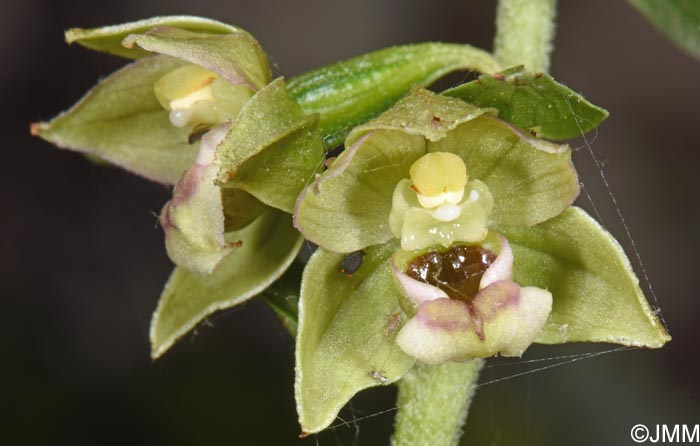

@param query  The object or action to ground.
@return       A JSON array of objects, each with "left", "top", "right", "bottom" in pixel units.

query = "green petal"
[
  {"left": 216, "top": 78, "right": 326, "bottom": 214},
  {"left": 444, "top": 66, "right": 609, "bottom": 140},
  {"left": 496, "top": 207, "right": 671, "bottom": 348},
  {"left": 295, "top": 88, "right": 494, "bottom": 253},
  {"left": 295, "top": 241, "right": 415, "bottom": 434},
  {"left": 32, "top": 56, "right": 195, "bottom": 185},
  {"left": 288, "top": 43, "right": 501, "bottom": 148},
  {"left": 295, "top": 130, "right": 425, "bottom": 253},
  {"left": 150, "top": 209, "right": 302, "bottom": 359},
  {"left": 122, "top": 26, "right": 270, "bottom": 91},
  {"left": 160, "top": 125, "right": 234, "bottom": 274},
  {"left": 629, "top": 0, "right": 700, "bottom": 60},
  {"left": 65, "top": 16, "right": 241, "bottom": 59},
  {"left": 430, "top": 115, "right": 580, "bottom": 227}
]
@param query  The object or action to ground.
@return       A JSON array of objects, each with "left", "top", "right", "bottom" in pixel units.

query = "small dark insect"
[
  {"left": 340, "top": 250, "right": 365, "bottom": 277},
  {"left": 188, "top": 123, "right": 214, "bottom": 144},
  {"left": 369, "top": 369, "right": 389, "bottom": 384}
]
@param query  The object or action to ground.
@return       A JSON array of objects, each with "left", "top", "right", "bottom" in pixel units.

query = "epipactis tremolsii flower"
[{"left": 294, "top": 87, "right": 580, "bottom": 364}]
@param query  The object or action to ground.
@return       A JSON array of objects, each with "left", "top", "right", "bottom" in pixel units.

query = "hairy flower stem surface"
[
  {"left": 494, "top": 0, "right": 557, "bottom": 72},
  {"left": 392, "top": 360, "right": 484, "bottom": 446}
]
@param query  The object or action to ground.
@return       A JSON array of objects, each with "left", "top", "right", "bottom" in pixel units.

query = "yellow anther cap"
[
  {"left": 409, "top": 152, "right": 468, "bottom": 197},
  {"left": 154, "top": 65, "right": 218, "bottom": 111}
]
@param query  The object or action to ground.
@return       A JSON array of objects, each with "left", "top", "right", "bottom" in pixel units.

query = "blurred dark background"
[{"left": 3, "top": 0, "right": 699, "bottom": 444}]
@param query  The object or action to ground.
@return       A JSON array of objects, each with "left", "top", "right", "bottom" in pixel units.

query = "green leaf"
[
  {"left": 65, "top": 16, "right": 240, "bottom": 59},
  {"left": 216, "top": 78, "right": 325, "bottom": 214},
  {"left": 430, "top": 115, "right": 580, "bottom": 227},
  {"left": 443, "top": 66, "right": 609, "bottom": 140},
  {"left": 32, "top": 55, "right": 195, "bottom": 185},
  {"left": 150, "top": 209, "right": 303, "bottom": 359},
  {"left": 496, "top": 206, "right": 670, "bottom": 348},
  {"left": 629, "top": 0, "right": 700, "bottom": 59},
  {"left": 260, "top": 261, "right": 305, "bottom": 337},
  {"left": 123, "top": 27, "right": 271, "bottom": 90},
  {"left": 295, "top": 241, "right": 415, "bottom": 434},
  {"left": 288, "top": 43, "right": 502, "bottom": 148}
]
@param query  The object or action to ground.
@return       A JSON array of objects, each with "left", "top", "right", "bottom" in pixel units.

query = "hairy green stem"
[
  {"left": 494, "top": 0, "right": 558, "bottom": 72},
  {"left": 392, "top": 360, "right": 484, "bottom": 446}
]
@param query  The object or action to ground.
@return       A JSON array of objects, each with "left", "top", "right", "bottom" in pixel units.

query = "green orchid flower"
[
  {"left": 33, "top": 16, "right": 507, "bottom": 360},
  {"left": 31, "top": 16, "right": 320, "bottom": 357},
  {"left": 292, "top": 87, "right": 670, "bottom": 434}
]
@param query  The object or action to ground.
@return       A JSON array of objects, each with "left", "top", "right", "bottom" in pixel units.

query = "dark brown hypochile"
[{"left": 406, "top": 245, "right": 496, "bottom": 303}]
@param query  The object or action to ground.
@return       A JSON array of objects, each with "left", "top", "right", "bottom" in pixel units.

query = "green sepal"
[
  {"left": 496, "top": 206, "right": 671, "bottom": 348},
  {"left": 216, "top": 78, "right": 326, "bottom": 214},
  {"left": 288, "top": 43, "right": 502, "bottom": 148},
  {"left": 32, "top": 55, "right": 195, "bottom": 185},
  {"left": 150, "top": 209, "right": 303, "bottom": 359},
  {"left": 122, "top": 26, "right": 271, "bottom": 91},
  {"left": 295, "top": 240, "right": 415, "bottom": 434},
  {"left": 444, "top": 66, "right": 609, "bottom": 140},
  {"left": 65, "top": 16, "right": 241, "bottom": 59},
  {"left": 628, "top": 0, "right": 700, "bottom": 60},
  {"left": 346, "top": 87, "right": 493, "bottom": 145}
]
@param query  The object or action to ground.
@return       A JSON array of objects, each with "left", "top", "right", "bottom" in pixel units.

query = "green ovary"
[{"left": 154, "top": 64, "right": 254, "bottom": 130}]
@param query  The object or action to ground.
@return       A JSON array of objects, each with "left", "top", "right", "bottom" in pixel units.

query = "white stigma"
[
  {"left": 169, "top": 109, "right": 192, "bottom": 128},
  {"left": 431, "top": 203, "right": 462, "bottom": 222}
]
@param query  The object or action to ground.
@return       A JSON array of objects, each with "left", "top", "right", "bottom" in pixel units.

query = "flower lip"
[
  {"left": 393, "top": 235, "right": 553, "bottom": 364},
  {"left": 480, "top": 234, "right": 513, "bottom": 288},
  {"left": 391, "top": 256, "right": 449, "bottom": 308},
  {"left": 405, "top": 244, "right": 496, "bottom": 303},
  {"left": 392, "top": 233, "right": 513, "bottom": 309}
]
